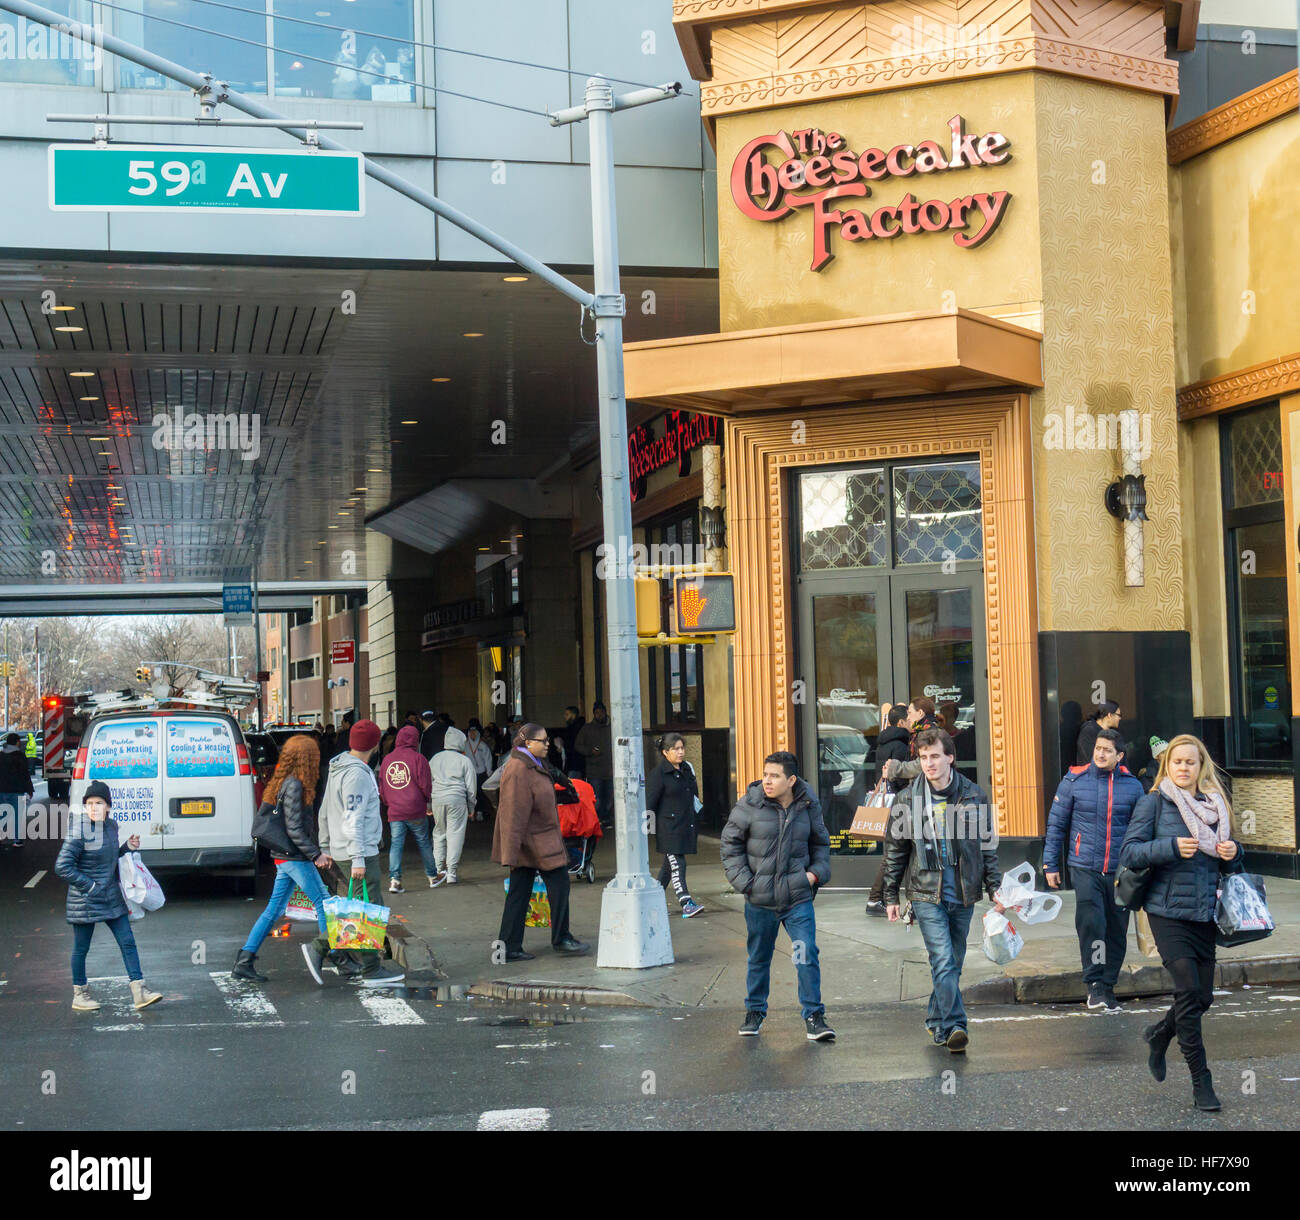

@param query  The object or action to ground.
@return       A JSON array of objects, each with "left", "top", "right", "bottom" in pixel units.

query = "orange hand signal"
[{"left": 679, "top": 586, "right": 708, "bottom": 629}]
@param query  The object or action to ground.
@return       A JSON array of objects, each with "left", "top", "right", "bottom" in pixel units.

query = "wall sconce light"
[
  {"left": 700, "top": 442, "right": 726, "bottom": 564},
  {"left": 1104, "top": 408, "right": 1147, "bottom": 587}
]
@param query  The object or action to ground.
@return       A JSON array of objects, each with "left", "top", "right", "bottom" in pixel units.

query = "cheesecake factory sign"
[{"left": 730, "top": 117, "right": 1012, "bottom": 272}]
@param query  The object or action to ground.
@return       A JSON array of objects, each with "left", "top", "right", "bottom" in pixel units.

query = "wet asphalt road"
[{"left": 3, "top": 832, "right": 1299, "bottom": 1134}]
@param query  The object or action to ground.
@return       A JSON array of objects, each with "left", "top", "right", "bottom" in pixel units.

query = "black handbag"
[
  {"left": 251, "top": 796, "right": 293, "bottom": 856},
  {"left": 1114, "top": 865, "right": 1151, "bottom": 911}
]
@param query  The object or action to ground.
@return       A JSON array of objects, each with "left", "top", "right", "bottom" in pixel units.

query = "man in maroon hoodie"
[{"left": 381, "top": 725, "right": 438, "bottom": 892}]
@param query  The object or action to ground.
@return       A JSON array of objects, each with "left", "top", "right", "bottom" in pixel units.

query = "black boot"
[
  {"left": 1143, "top": 1018, "right": 1174, "bottom": 1083},
  {"left": 232, "top": 949, "right": 268, "bottom": 982},
  {"left": 1192, "top": 1070, "right": 1222, "bottom": 1112}
]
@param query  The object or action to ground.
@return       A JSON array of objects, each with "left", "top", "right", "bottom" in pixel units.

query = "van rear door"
[
  {"left": 81, "top": 719, "right": 164, "bottom": 849},
  {"left": 162, "top": 717, "right": 250, "bottom": 851}
]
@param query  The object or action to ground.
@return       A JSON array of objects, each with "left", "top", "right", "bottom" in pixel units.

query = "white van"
[{"left": 69, "top": 709, "right": 258, "bottom": 891}]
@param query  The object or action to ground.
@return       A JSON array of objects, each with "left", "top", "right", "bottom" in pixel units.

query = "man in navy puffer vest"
[{"left": 1045, "top": 728, "right": 1145, "bottom": 1013}]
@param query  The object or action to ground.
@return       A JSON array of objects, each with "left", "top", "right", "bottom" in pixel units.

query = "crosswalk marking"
[
  {"left": 23, "top": 870, "right": 45, "bottom": 888},
  {"left": 209, "top": 972, "right": 285, "bottom": 1024},
  {"left": 81, "top": 972, "right": 432, "bottom": 1031},
  {"left": 477, "top": 1107, "right": 550, "bottom": 1131},
  {"left": 356, "top": 992, "right": 425, "bottom": 1025},
  {"left": 86, "top": 976, "right": 143, "bottom": 1027}
]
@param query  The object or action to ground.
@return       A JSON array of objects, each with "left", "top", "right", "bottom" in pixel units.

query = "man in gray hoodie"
[{"left": 303, "top": 719, "right": 404, "bottom": 987}]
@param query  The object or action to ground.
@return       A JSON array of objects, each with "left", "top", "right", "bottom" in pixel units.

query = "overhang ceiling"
[{"left": 0, "top": 257, "right": 719, "bottom": 588}]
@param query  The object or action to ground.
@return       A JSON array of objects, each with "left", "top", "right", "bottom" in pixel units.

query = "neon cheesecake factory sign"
[{"left": 730, "top": 116, "right": 1012, "bottom": 271}]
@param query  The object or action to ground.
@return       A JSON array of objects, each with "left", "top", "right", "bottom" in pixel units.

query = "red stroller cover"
[{"left": 557, "top": 777, "right": 602, "bottom": 839}]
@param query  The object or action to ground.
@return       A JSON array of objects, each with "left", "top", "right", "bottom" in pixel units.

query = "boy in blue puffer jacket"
[{"left": 1044, "top": 728, "right": 1145, "bottom": 1012}]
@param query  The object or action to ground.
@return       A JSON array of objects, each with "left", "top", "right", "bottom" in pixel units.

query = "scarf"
[{"left": 1158, "top": 777, "right": 1230, "bottom": 857}]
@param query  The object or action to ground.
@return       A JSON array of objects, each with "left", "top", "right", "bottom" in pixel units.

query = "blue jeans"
[
  {"left": 913, "top": 899, "right": 975, "bottom": 1037},
  {"left": 388, "top": 816, "right": 438, "bottom": 880},
  {"left": 743, "top": 899, "right": 823, "bottom": 1019},
  {"left": 72, "top": 914, "right": 142, "bottom": 985},
  {"left": 242, "top": 859, "right": 330, "bottom": 952},
  {"left": 0, "top": 792, "right": 25, "bottom": 841}
]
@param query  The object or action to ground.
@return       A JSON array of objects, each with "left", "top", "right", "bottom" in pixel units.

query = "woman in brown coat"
[{"left": 493, "top": 722, "right": 591, "bottom": 961}]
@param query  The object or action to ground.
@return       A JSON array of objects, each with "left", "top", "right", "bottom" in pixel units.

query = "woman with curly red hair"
[{"left": 234, "top": 734, "right": 336, "bottom": 982}]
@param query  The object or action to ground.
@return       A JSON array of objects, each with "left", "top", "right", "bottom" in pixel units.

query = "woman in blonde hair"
[
  {"left": 1119, "top": 734, "right": 1243, "bottom": 1112},
  {"left": 234, "top": 734, "right": 336, "bottom": 982}
]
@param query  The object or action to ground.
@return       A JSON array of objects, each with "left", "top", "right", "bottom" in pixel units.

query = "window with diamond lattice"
[
  {"left": 799, "top": 469, "right": 887, "bottom": 571},
  {"left": 1227, "top": 403, "right": 1284, "bottom": 509},
  {"left": 893, "top": 462, "right": 983, "bottom": 564}
]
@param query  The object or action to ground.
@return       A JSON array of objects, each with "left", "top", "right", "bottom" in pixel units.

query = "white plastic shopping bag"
[
  {"left": 119, "top": 851, "right": 165, "bottom": 913},
  {"left": 981, "top": 909, "right": 1024, "bottom": 964},
  {"left": 993, "top": 862, "right": 1063, "bottom": 925}
]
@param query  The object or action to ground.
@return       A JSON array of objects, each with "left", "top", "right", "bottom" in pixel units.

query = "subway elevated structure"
[{"left": 1, "top": 0, "right": 1298, "bottom": 882}]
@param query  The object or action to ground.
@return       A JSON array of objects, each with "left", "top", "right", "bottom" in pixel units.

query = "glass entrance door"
[{"left": 795, "top": 458, "right": 989, "bottom": 855}]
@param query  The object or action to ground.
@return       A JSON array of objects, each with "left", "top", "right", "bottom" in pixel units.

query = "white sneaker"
[
  {"left": 388, "top": 878, "right": 405, "bottom": 893},
  {"left": 429, "top": 872, "right": 447, "bottom": 888},
  {"left": 446, "top": 873, "right": 458, "bottom": 884}
]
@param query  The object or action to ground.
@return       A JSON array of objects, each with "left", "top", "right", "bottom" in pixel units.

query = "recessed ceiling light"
[
  {"left": 462, "top": 332, "right": 483, "bottom": 338},
  {"left": 97, "top": 450, "right": 111, "bottom": 456},
  {"left": 303, "top": 559, "right": 312, "bottom": 564},
  {"left": 477, "top": 547, "right": 489, "bottom": 551},
  {"left": 69, "top": 371, "right": 94, "bottom": 377},
  {"left": 328, "top": 525, "right": 339, "bottom": 529},
  {"left": 79, "top": 396, "right": 99, "bottom": 402},
  {"left": 503, "top": 275, "right": 528, "bottom": 283},
  {"left": 51, "top": 305, "right": 76, "bottom": 312},
  {"left": 401, "top": 419, "right": 417, "bottom": 425},
  {"left": 55, "top": 325, "right": 83, "bottom": 332},
  {"left": 336, "top": 511, "right": 349, "bottom": 515},
  {"left": 90, "top": 435, "right": 109, "bottom": 440},
  {"left": 431, "top": 377, "right": 450, "bottom": 383},
  {"left": 367, "top": 468, "right": 382, "bottom": 473},
  {"left": 354, "top": 486, "right": 366, "bottom": 491}
]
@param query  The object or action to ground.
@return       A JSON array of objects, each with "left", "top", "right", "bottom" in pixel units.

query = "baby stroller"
[{"left": 554, "top": 771, "right": 601, "bottom": 883}]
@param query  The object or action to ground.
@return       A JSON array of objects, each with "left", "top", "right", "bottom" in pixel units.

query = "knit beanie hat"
[
  {"left": 1149, "top": 735, "right": 1170, "bottom": 758},
  {"left": 349, "top": 719, "right": 382, "bottom": 753},
  {"left": 83, "top": 780, "right": 113, "bottom": 807}
]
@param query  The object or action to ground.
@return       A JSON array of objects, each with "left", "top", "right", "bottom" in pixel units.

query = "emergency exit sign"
[{"left": 49, "top": 145, "right": 365, "bottom": 215}]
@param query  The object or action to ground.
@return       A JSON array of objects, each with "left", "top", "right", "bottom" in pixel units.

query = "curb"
[
  {"left": 387, "top": 925, "right": 446, "bottom": 981},
  {"left": 468, "top": 980, "right": 649, "bottom": 1007},
  {"left": 965, "top": 953, "right": 1300, "bottom": 1006}
]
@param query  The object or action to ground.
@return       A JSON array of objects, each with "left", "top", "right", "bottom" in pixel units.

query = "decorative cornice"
[
  {"left": 699, "top": 35, "right": 1179, "bottom": 118},
  {"left": 1178, "top": 353, "right": 1300, "bottom": 420},
  {"left": 1167, "top": 70, "right": 1299, "bottom": 165}
]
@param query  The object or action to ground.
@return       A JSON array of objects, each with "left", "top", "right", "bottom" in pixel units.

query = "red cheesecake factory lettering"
[
  {"left": 628, "top": 410, "right": 720, "bottom": 502},
  {"left": 730, "top": 117, "right": 1013, "bottom": 272}
]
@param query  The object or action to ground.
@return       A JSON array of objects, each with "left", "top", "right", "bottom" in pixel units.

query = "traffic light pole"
[{"left": 550, "top": 80, "right": 677, "bottom": 968}]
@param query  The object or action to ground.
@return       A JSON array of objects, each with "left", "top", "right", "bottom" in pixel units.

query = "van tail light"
[
  {"left": 72, "top": 745, "right": 88, "bottom": 780},
  {"left": 236, "top": 743, "right": 251, "bottom": 777}
]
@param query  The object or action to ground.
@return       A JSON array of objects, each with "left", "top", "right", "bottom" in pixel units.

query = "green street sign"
[{"left": 49, "top": 144, "right": 365, "bottom": 215}]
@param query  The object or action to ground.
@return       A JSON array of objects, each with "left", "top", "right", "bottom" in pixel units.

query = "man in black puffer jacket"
[{"left": 721, "top": 750, "right": 834, "bottom": 1042}]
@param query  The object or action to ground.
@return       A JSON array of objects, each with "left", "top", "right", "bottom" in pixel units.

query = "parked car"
[{"left": 69, "top": 709, "right": 258, "bottom": 893}]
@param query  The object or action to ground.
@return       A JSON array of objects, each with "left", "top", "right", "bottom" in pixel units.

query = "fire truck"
[{"left": 42, "top": 672, "right": 259, "bottom": 800}]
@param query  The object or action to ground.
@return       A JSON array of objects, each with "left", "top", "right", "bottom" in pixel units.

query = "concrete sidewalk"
[{"left": 386, "top": 823, "right": 1300, "bottom": 1009}]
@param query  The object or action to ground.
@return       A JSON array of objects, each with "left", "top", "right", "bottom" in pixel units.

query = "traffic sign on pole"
[
  {"left": 49, "top": 145, "right": 365, "bottom": 215},
  {"left": 330, "top": 640, "right": 355, "bottom": 666},
  {"left": 222, "top": 584, "right": 253, "bottom": 626}
]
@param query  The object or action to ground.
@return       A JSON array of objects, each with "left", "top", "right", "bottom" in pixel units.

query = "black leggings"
[
  {"left": 1148, "top": 914, "right": 1217, "bottom": 1079},
  {"left": 658, "top": 854, "right": 691, "bottom": 906}
]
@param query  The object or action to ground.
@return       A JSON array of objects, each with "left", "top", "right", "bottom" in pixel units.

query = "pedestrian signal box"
[
  {"left": 674, "top": 574, "right": 736, "bottom": 634},
  {"left": 635, "top": 577, "right": 662, "bottom": 637}
]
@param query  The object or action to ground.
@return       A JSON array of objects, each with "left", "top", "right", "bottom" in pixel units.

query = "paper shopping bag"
[
  {"left": 325, "top": 881, "right": 390, "bottom": 952},
  {"left": 1134, "top": 909, "right": 1161, "bottom": 960},
  {"left": 503, "top": 875, "right": 551, "bottom": 928},
  {"left": 847, "top": 781, "right": 893, "bottom": 840}
]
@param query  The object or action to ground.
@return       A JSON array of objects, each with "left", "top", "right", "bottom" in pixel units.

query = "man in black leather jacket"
[
  {"left": 721, "top": 750, "right": 835, "bottom": 1042},
  {"left": 883, "top": 728, "right": 1003, "bottom": 1054}
]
